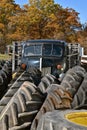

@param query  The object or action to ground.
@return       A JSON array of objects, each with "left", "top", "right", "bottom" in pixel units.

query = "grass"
[{"left": 0, "top": 54, "right": 11, "bottom": 60}]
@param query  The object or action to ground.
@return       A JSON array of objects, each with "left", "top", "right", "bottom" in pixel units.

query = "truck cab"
[
  {"left": 12, "top": 39, "right": 80, "bottom": 76},
  {"left": 21, "top": 40, "right": 67, "bottom": 76}
]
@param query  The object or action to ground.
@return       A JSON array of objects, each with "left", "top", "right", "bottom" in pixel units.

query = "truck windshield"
[
  {"left": 43, "top": 44, "right": 63, "bottom": 56},
  {"left": 24, "top": 43, "right": 63, "bottom": 57},
  {"left": 24, "top": 45, "right": 42, "bottom": 56}
]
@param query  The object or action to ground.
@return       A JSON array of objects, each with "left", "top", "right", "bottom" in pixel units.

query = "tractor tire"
[
  {"left": 61, "top": 66, "right": 85, "bottom": 97},
  {"left": 28, "top": 67, "right": 42, "bottom": 86},
  {"left": 31, "top": 84, "right": 72, "bottom": 130},
  {"left": 0, "top": 60, "right": 5, "bottom": 66},
  {"left": 71, "top": 73, "right": 87, "bottom": 109},
  {"left": 1, "top": 68, "right": 42, "bottom": 107},
  {"left": 72, "top": 65, "right": 86, "bottom": 77},
  {"left": 1, "top": 70, "right": 33, "bottom": 105},
  {"left": 0, "top": 65, "right": 2, "bottom": 70},
  {"left": 0, "top": 81, "right": 45, "bottom": 130},
  {"left": 36, "top": 110, "right": 87, "bottom": 130},
  {"left": 38, "top": 73, "right": 60, "bottom": 94},
  {"left": 2, "top": 61, "right": 12, "bottom": 84},
  {"left": 0, "top": 67, "right": 11, "bottom": 99}
]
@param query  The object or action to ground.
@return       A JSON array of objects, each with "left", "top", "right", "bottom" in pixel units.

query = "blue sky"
[{"left": 15, "top": 0, "right": 87, "bottom": 24}]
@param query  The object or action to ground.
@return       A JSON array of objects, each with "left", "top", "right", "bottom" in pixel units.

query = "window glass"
[
  {"left": 43, "top": 44, "right": 51, "bottom": 55},
  {"left": 24, "top": 46, "right": 34, "bottom": 56},
  {"left": 23, "top": 43, "right": 63, "bottom": 57},
  {"left": 35, "top": 45, "right": 41, "bottom": 54},
  {"left": 24, "top": 45, "right": 42, "bottom": 56},
  {"left": 52, "top": 44, "right": 62, "bottom": 56}
]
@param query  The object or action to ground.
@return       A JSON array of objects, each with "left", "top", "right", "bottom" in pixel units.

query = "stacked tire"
[
  {"left": 0, "top": 68, "right": 42, "bottom": 113},
  {"left": 30, "top": 66, "right": 86, "bottom": 130},
  {"left": 38, "top": 73, "right": 60, "bottom": 94},
  {"left": 0, "top": 81, "right": 45, "bottom": 130},
  {"left": 0, "top": 60, "right": 12, "bottom": 99},
  {"left": 0, "top": 66, "right": 86, "bottom": 130}
]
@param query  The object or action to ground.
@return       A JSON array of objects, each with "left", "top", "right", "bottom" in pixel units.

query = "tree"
[
  {"left": 0, "top": 0, "right": 21, "bottom": 52},
  {"left": 21, "top": 0, "right": 81, "bottom": 41},
  {"left": 77, "top": 23, "right": 87, "bottom": 54},
  {"left": 0, "top": 0, "right": 82, "bottom": 52}
]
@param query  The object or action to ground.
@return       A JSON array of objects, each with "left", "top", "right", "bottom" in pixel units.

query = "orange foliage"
[{"left": 0, "top": 0, "right": 84, "bottom": 52}]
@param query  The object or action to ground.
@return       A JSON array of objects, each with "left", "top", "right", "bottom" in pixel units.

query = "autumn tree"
[
  {"left": 77, "top": 23, "right": 87, "bottom": 54},
  {"left": 21, "top": 0, "right": 81, "bottom": 41},
  {"left": 0, "top": 0, "right": 21, "bottom": 52},
  {"left": 0, "top": 0, "right": 82, "bottom": 52},
  {"left": 55, "top": 8, "right": 82, "bottom": 42},
  {"left": 27, "top": 0, "right": 63, "bottom": 39}
]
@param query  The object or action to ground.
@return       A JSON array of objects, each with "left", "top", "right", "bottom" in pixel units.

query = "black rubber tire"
[
  {"left": 61, "top": 66, "right": 85, "bottom": 97},
  {"left": 1, "top": 70, "right": 7, "bottom": 78},
  {"left": 28, "top": 67, "right": 42, "bottom": 86},
  {"left": 72, "top": 65, "right": 86, "bottom": 78},
  {"left": 0, "top": 60, "right": 5, "bottom": 66},
  {"left": 0, "top": 60, "right": 12, "bottom": 95},
  {"left": 81, "top": 63, "right": 87, "bottom": 72},
  {"left": 0, "top": 67, "right": 42, "bottom": 108},
  {"left": 0, "top": 70, "right": 34, "bottom": 105},
  {"left": 0, "top": 68, "right": 11, "bottom": 99},
  {"left": 0, "top": 81, "right": 45, "bottom": 130},
  {"left": 31, "top": 84, "right": 72, "bottom": 130},
  {"left": 35, "top": 109, "right": 87, "bottom": 130},
  {"left": 71, "top": 73, "right": 87, "bottom": 109},
  {"left": 38, "top": 73, "right": 60, "bottom": 94}
]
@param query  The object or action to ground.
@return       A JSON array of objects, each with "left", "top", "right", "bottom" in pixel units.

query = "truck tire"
[
  {"left": 36, "top": 110, "right": 87, "bottom": 130},
  {"left": 0, "top": 81, "right": 45, "bottom": 130}
]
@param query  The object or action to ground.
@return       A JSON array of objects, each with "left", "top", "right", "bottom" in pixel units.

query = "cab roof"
[{"left": 21, "top": 39, "right": 67, "bottom": 46}]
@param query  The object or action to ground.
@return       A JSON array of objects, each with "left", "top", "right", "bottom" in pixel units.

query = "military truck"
[{"left": 12, "top": 39, "right": 81, "bottom": 77}]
